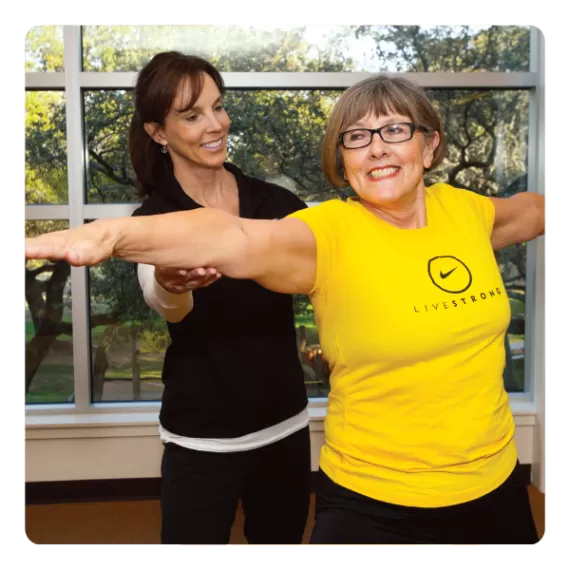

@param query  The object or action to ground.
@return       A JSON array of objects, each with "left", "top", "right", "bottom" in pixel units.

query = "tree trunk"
[
  {"left": 91, "top": 324, "right": 119, "bottom": 402},
  {"left": 25, "top": 261, "right": 70, "bottom": 394}
]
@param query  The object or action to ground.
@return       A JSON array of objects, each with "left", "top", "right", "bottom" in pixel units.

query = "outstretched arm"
[
  {"left": 138, "top": 263, "right": 221, "bottom": 323},
  {"left": 25, "top": 209, "right": 317, "bottom": 295},
  {"left": 489, "top": 192, "right": 544, "bottom": 250}
]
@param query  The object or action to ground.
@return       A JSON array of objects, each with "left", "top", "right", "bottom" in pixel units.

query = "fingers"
[
  {"left": 25, "top": 236, "right": 64, "bottom": 261},
  {"left": 25, "top": 236, "right": 83, "bottom": 265},
  {"left": 186, "top": 268, "right": 219, "bottom": 279},
  {"left": 26, "top": 228, "right": 113, "bottom": 267},
  {"left": 155, "top": 266, "right": 222, "bottom": 293},
  {"left": 185, "top": 268, "right": 222, "bottom": 290}
]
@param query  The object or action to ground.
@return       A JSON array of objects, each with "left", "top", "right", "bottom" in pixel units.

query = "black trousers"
[
  {"left": 310, "top": 462, "right": 539, "bottom": 544},
  {"left": 160, "top": 426, "right": 311, "bottom": 544}
]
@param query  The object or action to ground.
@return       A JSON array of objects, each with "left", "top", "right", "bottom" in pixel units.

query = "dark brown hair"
[
  {"left": 128, "top": 51, "right": 225, "bottom": 197},
  {"left": 321, "top": 75, "right": 446, "bottom": 188}
]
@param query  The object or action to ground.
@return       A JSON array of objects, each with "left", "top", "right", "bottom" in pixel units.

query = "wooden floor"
[{"left": 26, "top": 486, "right": 544, "bottom": 544}]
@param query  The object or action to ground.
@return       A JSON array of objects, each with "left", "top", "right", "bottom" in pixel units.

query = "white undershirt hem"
[{"left": 159, "top": 407, "right": 310, "bottom": 453}]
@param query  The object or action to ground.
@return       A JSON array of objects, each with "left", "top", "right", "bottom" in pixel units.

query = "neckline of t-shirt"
[{"left": 347, "top": 188, "right": 435, "bottom": 235}]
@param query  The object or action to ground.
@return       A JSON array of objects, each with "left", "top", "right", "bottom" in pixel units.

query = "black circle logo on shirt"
[{"left": 427, "top": 255, "right": 472, "bottom": 294}]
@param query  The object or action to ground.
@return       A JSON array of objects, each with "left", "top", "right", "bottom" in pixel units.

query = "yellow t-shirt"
[{"left": 288, "top": 182, "right": 517, "bottom": 508}]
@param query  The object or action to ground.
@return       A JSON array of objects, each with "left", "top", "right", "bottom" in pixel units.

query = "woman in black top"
[{"left": 129, "top": 52, "right": 310, "bottom": 544}]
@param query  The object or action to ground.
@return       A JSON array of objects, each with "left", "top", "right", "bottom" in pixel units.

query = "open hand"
[
  {"left": 155, "top": 266, "right": 222, "bottom": 294},
  {"left": 25, "top": 220, "right": 116, "bottom": 266}
]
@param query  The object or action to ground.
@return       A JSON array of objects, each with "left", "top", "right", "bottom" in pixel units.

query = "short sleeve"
[
  {"left": 455, "top": 188, "right": 496, "bottom": 237},
  {"left": 287, "top": 200, "right": 344, "bottom": 295}
]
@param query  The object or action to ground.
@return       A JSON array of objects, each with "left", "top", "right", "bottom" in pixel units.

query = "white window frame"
[{"left": 24, "top": 26, "right": 545, "bottom": 488}]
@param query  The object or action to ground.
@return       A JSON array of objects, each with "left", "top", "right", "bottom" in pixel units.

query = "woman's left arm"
[{"left": 489, "top": 192, "right": 544, "bottom": 250}]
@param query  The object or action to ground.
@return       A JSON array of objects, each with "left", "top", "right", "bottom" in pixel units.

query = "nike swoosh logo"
[{"left": 440, "top": 267, "right": 457, "bottom": 279}]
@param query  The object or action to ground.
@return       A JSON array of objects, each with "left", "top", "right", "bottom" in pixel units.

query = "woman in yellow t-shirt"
[{"left": 25, "top": 75, "right": 544, "bottom": 544}]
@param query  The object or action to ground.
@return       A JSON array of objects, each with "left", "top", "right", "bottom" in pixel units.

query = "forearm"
[
  {"left": 137, "top": 263, "right": 193, "bottom": 323},
  {"left": 516, "top": 192, "right": 545, "bottom": 237},
  {"left": 111, "top": 209, "right": 249, "bottom": 273},
  {"left": 25, "top": 210, "right": 315, "bottom": 294},
  {"left": 490, "top": 192, "right": 545, "bottom": 250}
]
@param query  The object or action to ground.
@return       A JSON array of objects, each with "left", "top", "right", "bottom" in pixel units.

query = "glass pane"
[
  {"left": 228, "top": 90, "right": 340, "bottom": 202},
  {"left": 25, "top": 26, "right": 64, "bottom": 72},
  {"left": 499, "top": 244, "right": 527, "bottom": 392},
  {"left": 82, "top": 25, "right": 530, "bottom": 73},
  {"left": 296, "top": 89, "right": 530, "bottom": 394},
  {"left": 26, "top": 91, "right": 67, "bottom": 204},
  {"left": 26, "top": 221, "right": 74, "bottom": 404},
  {"left": 425, "top": 90, "right": 529, "bottom": 196},
  {"left": 84, "top": 89, "right": 342, "bottom": 203},
  {"left": 87, "top": 259, "right": 329, "bottom": 402},
  {"left": 425, "top": 89, "right": 529, "bottom": 392},
  {"left": 294, "top": 296, "right": 330, "bottom": 399},
  {"left": 84, "top": 88, "right": 528, "bottom": 204},
  {"left": 89, "top": 257, "right": 166, "bottom": 402},
  {"left": 84, "top": 86, "right": 529, "bottom": 393},
  {"left": 348, "top": 26, "right": 530, "bottom": 72},
  {"left": 84, "top": 90, "right": 137, "bottom": 202}
]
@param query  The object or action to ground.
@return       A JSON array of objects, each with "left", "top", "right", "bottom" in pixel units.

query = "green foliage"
[
  {"left": 226, "top": 90, "right": 342, "bottom": 201},
  {"left": 81, "top": 26, "right": 352, "bottom": 73},
  {"left": 354, "top": 25, "right": 529, "bottom": 72},
  {"left": 25, "top": 220, "right": 68, "bottom": 239},
  {"left": 25, "top": 91, "right": 67, "bottom": 204},
  {"left": 427, "top": 90, "right": 528, "bottom": 198},
  {"left": 25, "top": 26, "right": 64, "bottom": 72},
  {"left": 90, "top": 260, "right": 144, "bottom": 320},
  {"left": 84, "top": 90, "right": 138, "bottom": 202}
]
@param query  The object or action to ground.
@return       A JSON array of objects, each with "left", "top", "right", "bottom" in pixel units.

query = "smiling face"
[
  {"left": 339, "top": 111, "right": 440, "bottom": 209},
  {"left": 145, "top": 72, "right": 230, "bottom": 170}
]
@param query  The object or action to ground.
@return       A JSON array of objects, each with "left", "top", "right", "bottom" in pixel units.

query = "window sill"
[{"left": 25, "top": 398, "right": 536, "bottom": 438}]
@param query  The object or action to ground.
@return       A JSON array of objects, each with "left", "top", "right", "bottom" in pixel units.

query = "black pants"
[
  {"left": 310, "top": 462, "right": 539, "bottom": 544},
  {"left": 160, "top": 426, "right": 311, "bottom": 544}
]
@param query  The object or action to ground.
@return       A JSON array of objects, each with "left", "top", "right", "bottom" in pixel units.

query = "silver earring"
[{"left": 160, "top": 145, "right": 168, "bottom": 154}]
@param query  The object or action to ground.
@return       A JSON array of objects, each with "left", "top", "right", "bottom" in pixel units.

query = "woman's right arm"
[
  {"left": 137, "top": 264, "right": 221, "bottom": 323},
  {"left": 137, "top": 263, "right": 194, "bottom": 323},
  {"left": 25, "top": 209, "right": 318, "bottom": 295}
]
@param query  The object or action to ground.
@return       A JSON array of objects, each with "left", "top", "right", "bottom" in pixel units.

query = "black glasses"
[{"left": 339, "top": 122, "right": 432, "bottom": 149}]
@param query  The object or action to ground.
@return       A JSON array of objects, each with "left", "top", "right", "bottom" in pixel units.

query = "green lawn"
[
  {"left": 25, "top": 362, "right": 74, "bottom": 404},
  {"left": 25, "top": 358, "right": 166, "bottom": 404}
]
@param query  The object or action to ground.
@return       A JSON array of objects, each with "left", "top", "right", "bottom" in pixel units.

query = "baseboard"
[
  {"left": 26, "top": 478, "right": 162, "bottom": 504},
  {"left": 26, "top": 465, "right": 532, "bottom": 505}
]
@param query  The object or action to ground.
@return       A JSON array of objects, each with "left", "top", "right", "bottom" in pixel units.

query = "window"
[
  {"left": 88, "top": 258, "right": 166, "bottom": 402},
  {"left": 25, "top": 221, "right": 74, "bottom": 404},
  {"left": 81, "top": 25, "right": 530, "bottom": 73},
  {"left": 25, "top": 91, "right": 67, "bottom": 204},
  {"left": 25, "top": 25, "right": 541, "bottom": 409},
  {"left": 25, "top": 26, "right": 64, "bottom": 72}
]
